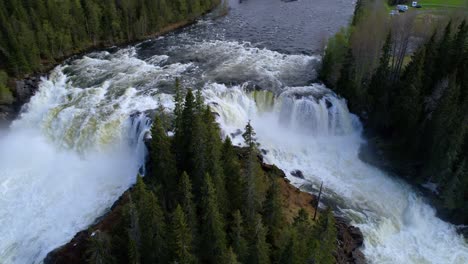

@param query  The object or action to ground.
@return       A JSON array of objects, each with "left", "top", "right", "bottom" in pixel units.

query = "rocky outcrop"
[
  {"left": 291, "top": 169, "right": 305, "bottom": 179},
  {"left": 0, "top": 75, "right": 40, "bottom": 126},
  {"left": 335, "top": 217, "right": 366, "bottom": 264}
]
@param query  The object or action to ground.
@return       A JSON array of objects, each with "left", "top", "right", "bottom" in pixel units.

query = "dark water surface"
[{"left": 138, "top": 0, "right": 355, "bottom": 56}]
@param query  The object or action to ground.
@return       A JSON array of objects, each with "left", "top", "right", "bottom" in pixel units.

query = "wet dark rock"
[
  {"left": 335, "top": 216, "right": 366, "bottom": 264},
  {"left": 230, "top": 129, "right": 243, "bottom": 138},
  {"left": 14, "top": 76, "right": 40, "bottom": 106},
  {"left": 0, "top": 75, "right": 41, "bottom": 125},
  {"left": 291, "top": 169, "right": 304, "bottom": 179},
  {"left": 261, "top": 148, "right": 269, "bottom": 155},
  {"left": 325, "top": 99, "right": 333, "bottom": 109}
]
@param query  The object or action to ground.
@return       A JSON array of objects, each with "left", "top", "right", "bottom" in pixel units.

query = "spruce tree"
[
  {"left": 225, "top": 247, "right": 241, "bottom": 264},
  {"left": 150, "top": 111, "right": 177, "bottom": 209},
  {"left": 136, "top": 181, "right": 167, "bottom": 263},
  {"left": 85, "top": 231, "right": 114, "bottom": 264},
  {"left": 262, "top": 178, "right": 285, "bottom": 249},
  {"left": 178, "top": 172, "right": 198, "bottom": 239},
  {"left": 249, "top": 214, "right": 271, "bottom": 264},
  {"left": 229, "top": 210, "right": 249, "bottom": 263},
  {"left": 368, "top": 31, "right": 393, "bottom": 131},
  {"left": 393, "top": 47, "right": 425, "bottom": 136},
  {"left": 203, "top": 106, "right": 228, "bottom": 213},
  {"left": 221, "top": 137, "right": 245, "bottom": 212},
  {"left": 200, "top": 174, "right": 228, "bottom": 263},
  {"left": 170, "top": 204, "right": 196, "bottom": 264},
  {"left": 311, "top": 209, "right": 337, "bottom": 264},
  {"left": 242, "top": 122, "right": 267, "bottom": 223}
]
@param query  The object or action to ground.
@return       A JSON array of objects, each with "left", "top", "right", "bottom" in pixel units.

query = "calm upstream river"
[{"left": 1, "top": 0, "right": 468, "bottom": 263}]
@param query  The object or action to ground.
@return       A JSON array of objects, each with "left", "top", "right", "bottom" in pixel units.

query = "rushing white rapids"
[
  {"left": 0, "top": 38, "right": 467, "bottom": 263},
  {"left": 0, "top": 49, "right": 177, "bottom": 263},
  {"left": 203, "top": 84, "right": 468, "bottom": 264}
]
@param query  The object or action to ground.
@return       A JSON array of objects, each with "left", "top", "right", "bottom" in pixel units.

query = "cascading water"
[
  {"left": 0, "top": 24, "right": 467, "bottom": 262},
  {"left": 0, "top": 49, "right": 178, "bottom": 263},
  {"left": 203, "top": 84, "right": 468, "bottom": 264}
]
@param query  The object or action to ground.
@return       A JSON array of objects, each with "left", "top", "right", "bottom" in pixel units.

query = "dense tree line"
[
  {"left": 322, "top": 0, "right": 468, "bottom": 223},
  {"left": 0, "top": 0, "right": 219, "bottom": 77},
  {"left": 83, "top": 83, "right": 338, "bottom": 263}
]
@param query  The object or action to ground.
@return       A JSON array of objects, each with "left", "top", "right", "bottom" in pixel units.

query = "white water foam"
[
  {"left": 204, "top": 84, "right": 468, "bottom": 264},
  {"left": 1, "top": 37, "right": 467, "bottom": 264},
  {"left": 0, "top": 48, "right": 179, "bottom": 263}
]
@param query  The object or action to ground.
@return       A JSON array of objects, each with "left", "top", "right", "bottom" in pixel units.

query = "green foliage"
[
  {"left": 0, "top": 71, "right": 13, "bottom": 104},
  {"left": 336, "top": 48, "right": 359, "bottom": 112},
  {"left": 221, "top": 137, "right": 245, "bottom": 212},
  {"left": 200, "top": 174, "right": 228, "bottom": 263},
  {"left": 229, "top": 210, "right": 249, "bottom": 263},
  {"left": 262, "top": 178, "right": 285, "bottom": 249},
  {"left": 178, "top": 172, "right": 198, "bottom": 237},
  {"left": 0, "top": 0, "right": 219, "bottom": 76},
  {"left": 320, "top": 28, "right": 349, "bottom": 87},
  {"left": 150, "top": 109, "right": 177, "bottom": 209},
  {"left": 323, "top": 0, "right": 468, "bottom": 223},
  {"left": 170, "top": 205, "right": 196, "bottom": 264},
  {"left": 86, "top": 231, "right": 114, "bottom": 264},
  {"left": 248, "top": 214, "right": 271, "bottom": 264},
  {"left": 85, "top": 80, "right": 340, "bottom": 262}
]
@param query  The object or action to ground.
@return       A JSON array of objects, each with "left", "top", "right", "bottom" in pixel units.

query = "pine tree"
[
  {"left": 85, "top": 231, "right": 114, "bottom": 264},
  {"left": 434, "top": 21, "right": 453, "bottom": 81},
  {"left": 178, "top": 172, "right": 198, "bottom": 238},
  {"left": 201, "top": 175, "right": 227, "bottom": 263},
  {"left": 150, "top": 110, "right": 177, "bottom": 209},
  {"left": 262, "top": 178, "right": 285, "bottom": 249},
  {"left": 125, "top": 200, "right": 141, "bottom": 264},
  {"left": 229, "top": 210, "right": 249, "bottom": 263},
  {"left": 393, "top": 47, "right": 425, "bottom": 136},
  {"left": 311, "top": 209, "right": 337, "bottom": 264},
  {"left": 203, "top": 106, "right": 228, "bottom": 213},
  {"left": 179, "top": 89, "right": 196, "bottom": 175},
  {"left": 242, "top": 122, "right": 267, "bottom": 223},
  {"left": 249, "top": 214, "right": 271, "bottom": 264},
  {"left": 170, "top": 204, "right": 196, "bottom": 264},
  {"left": 221, "top": 137, "right": 244, "bottom": 212},
  {"left": 225, "top": 247, "right": 241, "bottom": 264},
  {"left": 422, "top": 32, "right": 437, "bottom": 96},
  {"left": 135, "top": 179, "right": 167, "bottom": 263},
  {"left": 200, "top": 174, "right": 228, "bottom": 263},
  {"left": 368, "top": 31, "right": 393, "bottom": 131},
  {"left": 425, "top": 76, "right": 464, "bottom": 184},
  {"left": 450, "top": 20, "right": 467, "bottom": 72},
  {"left": 242, "top": 121, "right": 258, "bottom": 152}
]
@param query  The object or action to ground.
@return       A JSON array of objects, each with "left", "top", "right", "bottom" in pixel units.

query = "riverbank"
[
  {"left": 45, "top": 148, "right": 365, "bottom": 264},
  {"left": 0, "top": 3, "right": 222, "bottom": 126}
]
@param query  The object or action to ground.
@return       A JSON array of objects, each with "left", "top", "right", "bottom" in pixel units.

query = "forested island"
[
  {"left": 45, "top": 85, "right": 364, "bottom": 264},
  {"left": 321, "top": 0, "right": 467, "bottom": 224}
]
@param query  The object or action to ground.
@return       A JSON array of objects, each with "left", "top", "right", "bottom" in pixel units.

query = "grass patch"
[{"left": 419, "top": 0, "right": 467, "bottom": 8}]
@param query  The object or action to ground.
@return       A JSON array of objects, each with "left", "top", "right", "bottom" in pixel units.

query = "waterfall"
[
  {"left": 0, "top": 52, "right": 171, "bottom": 263},
  {"left": 204, "top": 83, "right": 468, "bottom": 264}
]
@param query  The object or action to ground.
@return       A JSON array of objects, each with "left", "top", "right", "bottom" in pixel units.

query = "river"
[{"left": 0, "top": 0, "right": 467, "bottom": 263}]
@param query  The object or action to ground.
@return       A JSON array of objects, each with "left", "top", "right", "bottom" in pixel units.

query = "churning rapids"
[{"left": 0, "top": 0, "right": 467, "bottom": 263}]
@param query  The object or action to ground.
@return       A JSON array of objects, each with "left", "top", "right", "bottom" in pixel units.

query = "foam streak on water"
[{"left": 203, "top": 84, "right": 468, "bottom": 264}]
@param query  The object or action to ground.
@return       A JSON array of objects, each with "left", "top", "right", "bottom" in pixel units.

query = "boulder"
[{"left": 291, "top": 169, "right": 305, "bottom": 179}]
